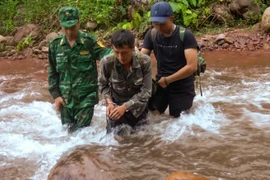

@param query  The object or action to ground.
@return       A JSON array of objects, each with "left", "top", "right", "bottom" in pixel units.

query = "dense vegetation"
[{"left": 0, "top": 0, "right": 269, "bottom": 39}]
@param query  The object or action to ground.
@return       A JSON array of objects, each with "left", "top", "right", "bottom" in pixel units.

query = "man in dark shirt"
[{"left": 141, "top": 1, "right": 198, "bottom": 118}]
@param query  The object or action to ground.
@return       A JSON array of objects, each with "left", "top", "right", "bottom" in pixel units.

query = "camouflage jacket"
[
  {"left": 48, "top": 31, "right": 112, "bottom": 109},
  {"left": 98, "top": 51, "right": 152, "bottom": 118}
]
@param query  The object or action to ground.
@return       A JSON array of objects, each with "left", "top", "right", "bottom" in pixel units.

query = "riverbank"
[{"left": 0, "top": 25, "right": 269, "bottom": 64}]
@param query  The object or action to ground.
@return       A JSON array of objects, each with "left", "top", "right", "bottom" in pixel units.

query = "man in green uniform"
[{"left": 48, "top": 6, "right": 112, "bottom": 133}]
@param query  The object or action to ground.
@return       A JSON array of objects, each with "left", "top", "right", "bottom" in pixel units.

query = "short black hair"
[{"left": 111, "top": 29, "right": 135, "bottom": 49}]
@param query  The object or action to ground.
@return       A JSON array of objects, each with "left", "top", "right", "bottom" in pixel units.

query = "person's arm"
[
  {"left": 48, "top": 42, "right": 65, "bottom": 111},
  {"left": 140, "top": 29, "right": 153, "bottom": 56},
  {"left": 98, "top": 57, "right": 116, "bottom": 116},
  {"left": 90, "top": 34, "right": 113, "bottom": 60},
  {"left": 159, "top": 30, "right": 198, "bottom": 88},
  {"left": 48, "top": 43, "right": 60, "bottom": 99}
]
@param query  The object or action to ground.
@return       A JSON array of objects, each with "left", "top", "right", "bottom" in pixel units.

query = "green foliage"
[
  {"left": 16, "top": 34, "right": 33, "bottom": 51},
  {"left": 0, "top": 0, "right": 19, "bottom": 34},
  {"left": 1, "top": 0, "right": 269, "bottom": 39},
  {"left": 168, "top": 0, "right": 206, "bottom": 29}
]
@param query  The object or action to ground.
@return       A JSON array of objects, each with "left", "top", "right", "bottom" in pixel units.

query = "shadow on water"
[{"left": 0, "top": 50, "right": 269, "bottom": 180}]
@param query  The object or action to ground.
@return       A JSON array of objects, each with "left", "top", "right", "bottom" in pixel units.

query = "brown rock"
[
  {"left": 0, "top": 35, "right": 7, "bottom": 43},
  {"left": 9, "top": 49, "right": 17, "bottom": 56},
  {"left": 22, "top": 48, "right": 33, "bottom": 58},
  {"left": 261, "top": 7, "right": 270, "bottom": 33},
  {"left": 43, "top": 63, "right": 49, "bottom": 69},
  {"left": 1, "top": 51, "right": 8, "bottom": 57},
  {"left": 262, "top": 43, "right": 270, "bottom": 50},
  {"left": 48, "top": 146, "right": 118, "bottom": 180},
  {"left": 234, "top": 41, "right": 240, "bottom": 48},
  {"left": 38, "top": 40, "right": 48, "bottom": 49},
  {"left": 213, "top": 5, "right": 234, "bottom": 23},
  {"left": 247, "top": 43, "right": 255, "bottom": 51},
  {"left": 14, "top": 24, "right": 40, "bottom": 44},
  {"left": 38, "top": 54, "right": 44, "bottom": 59},
  {"left": 166, "top": 171, "right": 209, "bottom": 180},
  {"left": 238, "top": 37, "right": 246, "bottom": 47},
  {"left": 4, "top": 36, "right": 15, "bottom": 45},
  {"left": 33, "top": 48, "right": 41, "bottom": 54},
  {"left": 46, "top": 32, "right": 59, "bottom": 42},
  {"left": 85, "top": 22, "right": 97, "bottom": 30},
  {"left": 222, "top": 43, "right": 230, "bottom": 49},
  {"left": 17, "top": 55, "right": 25, "bottom": 60},
  {"left": 217, "top": 39, "right": 225, "bottom": 46},
  {"left": 42, "top": 46, "right": 49, "bottom": 53},
  {"left": 224, "top": 37, "right": 234, "bottom": 44},
  {"left": 242, "top": 2, "right": 261, "bottom": 20},
  {"left": 229, "top": 0, "right": 251, "bottom": 15},
  {"left": 215, "top": 34, "right": 225, "bottom": 43}
]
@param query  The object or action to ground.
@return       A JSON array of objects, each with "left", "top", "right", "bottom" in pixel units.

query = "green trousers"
[{"left": 60, "top": 106, "right": 94, "bottom": 133}]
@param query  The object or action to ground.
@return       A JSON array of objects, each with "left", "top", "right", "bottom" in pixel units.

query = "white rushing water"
[{"left": 0, "top": 54, "right": 269, "bottom": 179}]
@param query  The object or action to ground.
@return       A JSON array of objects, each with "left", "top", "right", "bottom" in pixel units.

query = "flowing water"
[{"left": 0, "top": 51, "right": 269, "bottom": 180}]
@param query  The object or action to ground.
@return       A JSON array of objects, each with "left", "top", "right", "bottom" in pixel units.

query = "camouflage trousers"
[{"left": 60, "top": 106, "right": 94, "bottom": 133}]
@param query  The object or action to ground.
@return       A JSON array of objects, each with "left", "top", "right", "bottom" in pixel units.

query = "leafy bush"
[
  {"left": 16, "top": 34, "right": 33, "bottom": 51},
  {"left": 0, "top": 0, "right": 19, "bottom": 34}
]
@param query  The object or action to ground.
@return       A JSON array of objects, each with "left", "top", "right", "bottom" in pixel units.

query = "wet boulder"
[
  {"left": 166, "top": 172, "right": 209, "bottom": 180},
  {"left": 261, "top": 7, "right": 270, "bottom": 33},
  {"left": 48, "top": 146, "right": 117, "bottom": 180}
]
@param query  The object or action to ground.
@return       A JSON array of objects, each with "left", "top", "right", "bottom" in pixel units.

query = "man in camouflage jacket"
[
  {"left": 98, "top": 29, "right": 152, "bottom": 136},
  {"left": 48, "top": 6, "right": 112, "bottom": 133}
]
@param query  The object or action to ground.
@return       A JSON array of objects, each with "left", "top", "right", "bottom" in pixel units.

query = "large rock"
[
  {"left": 14, "top": 24, "right": 39, "bottom": 44},
  {"left": 48, "top": 146, "right": 118, "bottom": 180},
  {"left": 46, "top": 32, "right": 59, "bottom": 42},
  {"left": 0, "top": 35, "right": 7, "bottom": 43},
  {"left": 261, "top": 7, "right": 270, "bottom": 33},
  {"left": 166, "top": 171, "right": 209, "bottom": 180},
  {"left": 229, "top": 0, "right": 252, "bottom": 15},
  {"left": 242, "top": 2, "right": 261, "bottom": 20},
  {"left": 85, "top": 22, "right": 97, "bottom": 30},
  {"left": 4, "top": 36, "right": 15, "bottom": 45},
  {"left": 22, "top": 47, "right": 33, "bottom": 58},
  {"left": 213, "top": 5, "right": 234, "bottom": 23}
]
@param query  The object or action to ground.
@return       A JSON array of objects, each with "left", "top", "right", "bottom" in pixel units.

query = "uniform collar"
[
  {"left": 115, "top": 51, "right": 140, "bottom": 69},
  {"left": 60, "top": 30, "right": 84, "bottom": 46}
]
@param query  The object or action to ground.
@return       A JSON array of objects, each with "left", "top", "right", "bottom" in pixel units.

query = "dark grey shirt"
[{"left": 98, "top": 51, "right": 152, "bottom": 118}]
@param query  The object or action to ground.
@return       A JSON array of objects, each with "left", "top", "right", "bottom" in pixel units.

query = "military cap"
[{"left": 58, "top": 6, "right": 79, "bottom": 27}]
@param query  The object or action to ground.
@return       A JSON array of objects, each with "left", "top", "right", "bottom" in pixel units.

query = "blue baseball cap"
[{"left": 150, "top": 2, "right": 173, "bottom": 23}]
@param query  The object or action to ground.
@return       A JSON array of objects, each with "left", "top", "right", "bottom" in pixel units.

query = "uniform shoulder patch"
[
  {"left": 97, "top": 41, "right": 105, "bottom": 48},
  {"left": 50, "top": 34, "right": 63, "bottom": 44}
]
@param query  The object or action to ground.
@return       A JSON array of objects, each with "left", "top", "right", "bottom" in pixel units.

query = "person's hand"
[
  {"left": 158, "top": 77, "right": 169, "bottom": 88},
  {"left": 106, "top": 103, "right": 116, "bottom": 117},
  {"left": 55, "top": 97, "right": 65, "bottom": 111},
  {"left": 109, "top": 104, "right": 127, "bottom": 120}
]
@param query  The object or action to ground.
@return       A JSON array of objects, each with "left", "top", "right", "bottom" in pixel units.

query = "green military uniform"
[{"left": 48, "top": 6, "right": 112, "bottom": 133}]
